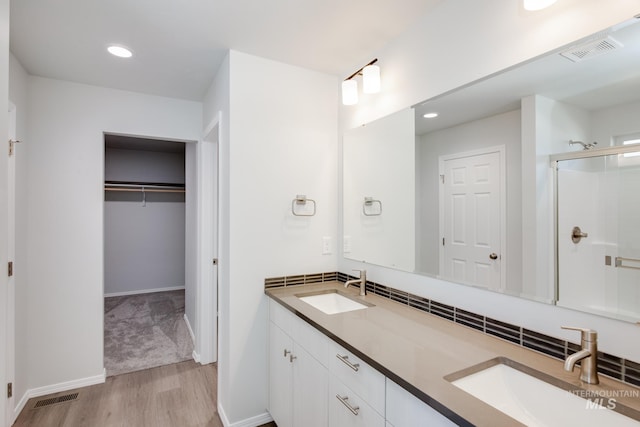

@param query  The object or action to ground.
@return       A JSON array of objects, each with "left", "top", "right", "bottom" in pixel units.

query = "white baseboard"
[
  {"left": 184, "top": 313, "right": 196, "bottom": 343},
  {"left": 183, "top": 313, "right": 201, "bottom": 363},
  {"left": 13, "top": 369, "right": 106, "bottom": 421},
  {"left": 104, "top": 286, "right": 185, "bottom": 298},
  {"left": 218, "top": 402, "right": 273, "bottom": 427}
]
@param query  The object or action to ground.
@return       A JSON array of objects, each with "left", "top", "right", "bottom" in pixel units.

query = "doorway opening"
[{"left": 103, "top": 134, "right": 193, "bottom": 376}]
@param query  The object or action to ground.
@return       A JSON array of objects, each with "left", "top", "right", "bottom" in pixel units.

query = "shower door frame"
[{"left": 550, "top": 143, "right": 640, "bottom": 310}]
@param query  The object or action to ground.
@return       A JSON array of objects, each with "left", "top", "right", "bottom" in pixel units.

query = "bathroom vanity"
[{"left": 266, "top": 281, "right": 640, "bottom": 426}]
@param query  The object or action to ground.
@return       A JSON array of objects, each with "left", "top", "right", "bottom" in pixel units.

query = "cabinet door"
[
  {"left": 269, "top": 322, "right": 293, "bottom": 427},
  {"left": 292, "top": 344, "right": 328, "bottom": 427},
  {"left": 385, "top": 379, "right": 457, "bottom": 427},
  {"left": 329, "top": 374, "right": 385, "bottom": 427}
]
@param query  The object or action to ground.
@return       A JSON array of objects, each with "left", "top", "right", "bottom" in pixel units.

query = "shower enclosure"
[{"left": 552, "top": 144, "right": 640, "bottom": 322}]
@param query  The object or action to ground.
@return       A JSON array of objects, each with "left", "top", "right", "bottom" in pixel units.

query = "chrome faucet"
[
  {"left": 562, "top": 326, "right": 599, "bottom": 384},
  {"left": 344, "top": 269, "right": 367, "bottom": 296}
]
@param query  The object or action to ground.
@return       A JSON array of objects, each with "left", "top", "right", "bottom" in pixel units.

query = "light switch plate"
[{"left": 322, "top": 236, "right": 332, "bottom": 255}]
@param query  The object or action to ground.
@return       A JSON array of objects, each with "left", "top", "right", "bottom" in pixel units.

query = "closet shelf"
[{"left": 104, "top": 181, "right": 185, "bottom": 193}]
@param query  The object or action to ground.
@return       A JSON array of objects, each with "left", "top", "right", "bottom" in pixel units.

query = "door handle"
[{"left": 489, "top": 253, "right": 498, "bottom": 260}]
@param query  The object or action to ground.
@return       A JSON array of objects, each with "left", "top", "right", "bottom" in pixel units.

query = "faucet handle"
[{"left": 561, "top": 326, "right": 597, "bottom": 342}]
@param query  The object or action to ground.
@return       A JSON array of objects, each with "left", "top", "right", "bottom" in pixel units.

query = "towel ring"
[
  {"left": 363, "top": 197, "right": 382, "bottom": 216},
  {"left": 292, "top": 195, "right": 316, "bottom": 216}
]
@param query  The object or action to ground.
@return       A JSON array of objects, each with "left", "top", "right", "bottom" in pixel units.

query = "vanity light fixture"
[
  {"left": 423, "top": 112, "right": 439, "bottom": 119},
  {"left": 523, "top": 0, "right": 557, "bottom": 11},
  {"left": 107, "top": 45, "right": 133, "bottom": 58},
  {"left": 342, "top": 58, "right": 380, "bottom": 105}
]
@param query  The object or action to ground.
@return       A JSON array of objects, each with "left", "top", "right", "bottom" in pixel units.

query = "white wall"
[
  {"left": 8, "top": 52, "right": 29, "bottom": 418},
  {"left": 204, "top": 50, "right": 338, "bottom": 425},
  {"left": 417, "top": 110, "right": 522, "bottom": 293},
  {"left": 592, "top": 100, "right": 640, "bottom": 145},
  {"left": 24, "top": 76, "right": 201, "bottom": 392},
  {"left": 339, "top": 0, "right": 640, "bottom": 362}
]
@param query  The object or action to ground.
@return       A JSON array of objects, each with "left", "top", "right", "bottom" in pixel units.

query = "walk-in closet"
[{"left": 103, "top": 134, "right": 193, "bottom": 376}]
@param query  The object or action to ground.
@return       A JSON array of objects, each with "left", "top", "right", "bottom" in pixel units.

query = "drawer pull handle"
[
  {"left": 336, "top": 395, "right": 359, "bottom": 416},
  {"left": 336, "top": 354, "right": 360, "bottom": 372}
]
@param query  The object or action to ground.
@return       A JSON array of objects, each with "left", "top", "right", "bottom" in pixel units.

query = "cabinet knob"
[
  {"left": 289, "top": 354, "right": 297, "bottom": 363},
  {"left": 283, "top": 349, "right": 291, "bottom": 358}
]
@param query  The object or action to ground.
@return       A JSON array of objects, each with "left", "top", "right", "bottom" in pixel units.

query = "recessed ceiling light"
[
  {"left": 423, "top": 112, "right": 438, "bottom": 119},
  {"left": 107, "top": 45, "right": 133, "bottom": 58},
  {"left": 523, "top": 0, "right": 557, "bottom": 11}
]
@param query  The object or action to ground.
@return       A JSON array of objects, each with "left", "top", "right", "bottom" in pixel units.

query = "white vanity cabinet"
[
  {"left": 385, "top": 379, "right": 457, "bottom": 427},
  {"left": 268, "top": 298, "right": 458, "bottom": 427},
  {"left": 269, "top": 301, "right": 329, "bottom": 427},
  {"left": 328, "top": 341, "right": 385, "bottom": 427}
]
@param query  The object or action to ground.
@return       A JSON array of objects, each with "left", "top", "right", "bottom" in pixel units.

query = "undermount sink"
[
  {"left": 446, "top": 357, "right": 640, "bottom": 427},
  {"left": 296, "top": 289, "right": 373, "bottom": 315}
]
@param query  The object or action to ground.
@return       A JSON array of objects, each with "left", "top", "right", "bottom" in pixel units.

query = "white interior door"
[
  {"left": 440, "top": 148, "right": 504, "bottom": 290},
  {"left": 6, "top": 103, "right": 16, "bottom": 426}
]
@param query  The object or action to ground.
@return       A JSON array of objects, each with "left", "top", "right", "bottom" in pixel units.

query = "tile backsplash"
[{"left": 265, "top": 271, "right": 640, "bottom": 388}]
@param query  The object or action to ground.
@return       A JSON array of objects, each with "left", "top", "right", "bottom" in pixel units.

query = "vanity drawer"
[
  {"left": 328, "top": 340, "right": 385, "bottom": 415},
  {"left": 329, "top": 373, "right": 385, "bottom": 427}
]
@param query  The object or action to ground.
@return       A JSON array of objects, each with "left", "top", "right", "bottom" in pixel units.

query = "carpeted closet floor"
[{"left": 104, "top": 290, "right": 193, "bottom": 376}]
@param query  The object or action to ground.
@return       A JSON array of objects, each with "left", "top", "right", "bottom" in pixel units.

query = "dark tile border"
[{"left": 264, "top": 271, "right": 640, "bottom": 387}]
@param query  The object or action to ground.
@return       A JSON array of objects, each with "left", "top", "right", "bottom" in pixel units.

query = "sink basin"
[
  {"left": 446, "top": 357, "right": 640, "bottom": 426},
  {"left": 296, "top": 290, "right": 373, "bottom": 315}
]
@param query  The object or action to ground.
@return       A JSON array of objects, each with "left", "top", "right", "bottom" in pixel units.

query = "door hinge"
[
  {"left": 212, "top": 258, "right": 218, "bottom": 265},
  {"left": 8, "top": 139, "right": 21, "bottom": 157},
  {"left": 442, "top": 238, "right": 445, "bottom": 246},
  {"left": 8, "top": 261, "right": 13, "bottom": 277},
  {"left": 440, "top": 174, "right": 445, "bottom": 184},
  {"left": 7, "top": 382, "right": 12, "bottom": 398}
]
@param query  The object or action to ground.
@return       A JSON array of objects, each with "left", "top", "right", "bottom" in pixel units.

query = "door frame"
[
  {"left": 196, "top": 113, "right": 220, "bottom": 364},
  {"left": 5, "top": 101, "right": 17, "bottom": 426},
  {"left": 438, "top": 145, "right": 506, "bottom": 290}
]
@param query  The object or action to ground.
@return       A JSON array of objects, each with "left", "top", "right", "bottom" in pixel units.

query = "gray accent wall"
[{"left": 104, "top": 144, "right": 186, "bottom": 295}]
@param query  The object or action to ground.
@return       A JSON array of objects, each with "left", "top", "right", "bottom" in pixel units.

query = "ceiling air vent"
[{"left": 560, "top": 35, "right": 623, "bottom": 62}]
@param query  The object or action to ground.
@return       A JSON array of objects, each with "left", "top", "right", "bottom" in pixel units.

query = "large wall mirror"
[{"left": 343, "top": 17, "right": 640, "bottom": 323}]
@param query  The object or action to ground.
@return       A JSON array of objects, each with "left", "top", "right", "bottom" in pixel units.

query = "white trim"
[
  {"left": 13, "top": 391, "right": 29, "bottom": 424},
  {"left": 184, "top": 313, "right": 196, "bottom": 343},
  {"left": 104, "top": 286, "right": 185, "bottom": 298},
  {"left": 195, "top": 111, "right": 220, "bottom": 365},
  {"left": 184, "top": 313, "right": 201, "bottom": 363},
  {"left": 217, "top": 402, "right": 273, "bottom": 427},
  {"left": 13, "top": 369, "right": 106, "bottom": 421}
]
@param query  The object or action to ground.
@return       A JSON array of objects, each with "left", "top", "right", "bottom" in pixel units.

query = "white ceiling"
[{"left": 9, "top": 0, "right": 442, "bottom": 101}]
